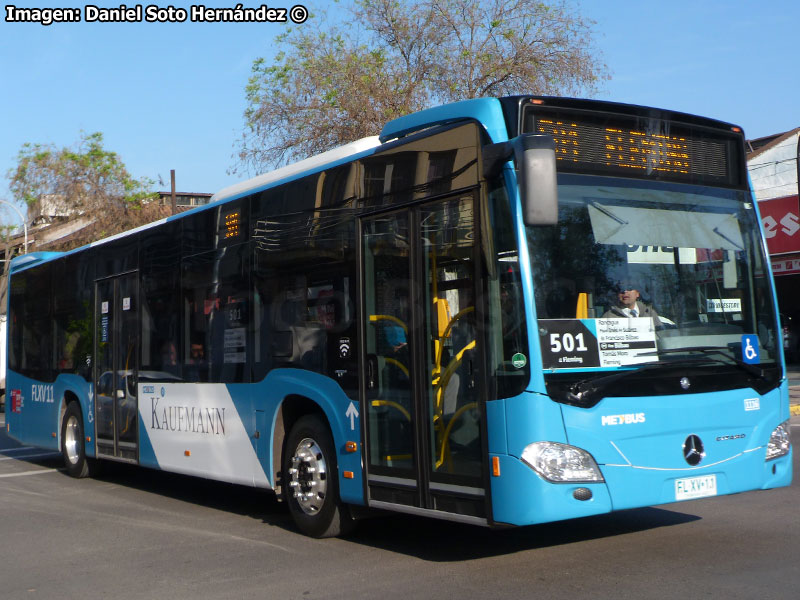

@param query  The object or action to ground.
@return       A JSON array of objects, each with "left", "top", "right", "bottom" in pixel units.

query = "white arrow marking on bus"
[{"left": 346, "top": 402, "right": 359, "bottom": 431}]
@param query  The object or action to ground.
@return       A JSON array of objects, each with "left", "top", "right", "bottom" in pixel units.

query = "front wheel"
[
  {"left": 283, "top": 415, "right": 355, "bottom": 538},
  {"left": 61, "top": 402, "right": 98, "bottom": 478}
]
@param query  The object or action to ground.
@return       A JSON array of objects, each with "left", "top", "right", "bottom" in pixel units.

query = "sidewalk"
[{"left": 787, "top": 366, "right": 800, "bottom": 416}]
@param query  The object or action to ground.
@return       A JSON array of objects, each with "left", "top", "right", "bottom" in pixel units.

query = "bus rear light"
[{"left": 521, "top": 442, "right": 604, "bottom": 483}]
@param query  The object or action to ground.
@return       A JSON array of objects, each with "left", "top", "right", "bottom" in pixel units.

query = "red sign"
[
  {"left": 761, "top": 195, "right": 800, "bottom": 255},
  {"left": 11, "top": 389, "right": 23, "bottom": 413},
  {"left": 772, "top": 254, "right": 800, "bottom": 277}
]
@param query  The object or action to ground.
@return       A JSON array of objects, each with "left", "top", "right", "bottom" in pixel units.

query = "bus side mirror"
[
  {"left": 483, "top": 134, "right": 559, "bottom": 226},
  {"left": 516, "top": 134, "right": 558, "bottom": 226}
]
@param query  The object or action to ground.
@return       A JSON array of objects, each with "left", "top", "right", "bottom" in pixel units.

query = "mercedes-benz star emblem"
[{"left": 683, "top": 434, "right": 705, "bottom": 466}]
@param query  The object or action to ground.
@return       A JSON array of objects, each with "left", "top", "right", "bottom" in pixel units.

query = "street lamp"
[{"left": 0, "top": 198, "right": 28, "bottom": 254}]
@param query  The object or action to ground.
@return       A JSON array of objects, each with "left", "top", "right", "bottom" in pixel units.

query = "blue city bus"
[{"left": 4, "top": 97, "right": 792, "bottom": 537}]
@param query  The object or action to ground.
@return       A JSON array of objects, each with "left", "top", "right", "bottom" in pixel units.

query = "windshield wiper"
[
  {"left": 565, "top": 360, "right": 692, "bottom": 405},
  {"left": 564, "top": 347, "right": 766, "bottom": 406},
  {"left": 712, "top": 226, "right": 744, "bottom": 252}
]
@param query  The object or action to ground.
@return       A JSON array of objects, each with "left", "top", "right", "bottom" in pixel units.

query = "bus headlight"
[
  {"left": 521, "top": 442, "right": 605, "bottom": 483},
  {"left": 766, "top": 420, "right": 791, "bottom": 461}
]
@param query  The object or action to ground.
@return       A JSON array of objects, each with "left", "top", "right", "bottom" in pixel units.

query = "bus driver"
[{"left": 603, "top": 282, "right": 662, "bottom": 327}]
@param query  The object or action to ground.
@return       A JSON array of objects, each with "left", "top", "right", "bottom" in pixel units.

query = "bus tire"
[
  {"left": 283, "top": 415, "right": 355, "bottom": 538},
  {"left": 61, "top": 401, "right": 98, "bottom": 478}
]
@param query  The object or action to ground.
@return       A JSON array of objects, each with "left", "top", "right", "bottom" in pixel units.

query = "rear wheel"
[
  {"left": 283, "top": 415, "right": 355, "bottom": 538},
  {"left": 61, "top": 402, "right": 98, "bottom": 478}
]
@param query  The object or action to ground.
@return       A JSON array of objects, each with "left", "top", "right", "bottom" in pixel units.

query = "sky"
[{"left": 1, "top": 0, "right": 798, "bottom": 228}]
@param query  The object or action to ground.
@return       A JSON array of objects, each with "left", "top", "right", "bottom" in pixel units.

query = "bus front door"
[
  {"left": 94, "top": 273, "right": 140, "bottom": 462},
  {"left": 361, "top": 193, "right": 487, "bottom": 522}
]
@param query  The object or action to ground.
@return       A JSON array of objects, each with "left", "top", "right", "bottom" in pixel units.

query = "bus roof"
[
  {"left": 8, "top": 136, "right": 384, "bottom": 272},
  {"left": 8, "top": 95, "right": 746, "bottom": 275},
  {"left": 211, "top": 135, "right": 382, "bottom": 204},
  {"left": 379, "top": 97, "right": 508, "bottom": 144},
  {"left": 9, "top": 251, "right": 64, "bottom": 273}
]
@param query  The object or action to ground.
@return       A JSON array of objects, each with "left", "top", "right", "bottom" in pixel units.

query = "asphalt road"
[{"left": 2, "top": 413, "right": 799, "bottom": 600}]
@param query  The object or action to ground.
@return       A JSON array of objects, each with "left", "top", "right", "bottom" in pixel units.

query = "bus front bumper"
[{"left": 489, "top": 446, "right": 792, "bottom": 527}]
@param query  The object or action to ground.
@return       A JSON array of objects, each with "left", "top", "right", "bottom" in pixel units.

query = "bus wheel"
[
  {"left": 283, "top": 415, "right": 355, "bottom": 538},
  {"left": 61, "top": 402, "right": 97, "bottom": 478}
]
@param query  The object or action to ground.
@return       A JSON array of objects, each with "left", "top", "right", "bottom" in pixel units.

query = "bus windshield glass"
[{"left": 526, "top": 175, "right": 779, "bottom": 393}]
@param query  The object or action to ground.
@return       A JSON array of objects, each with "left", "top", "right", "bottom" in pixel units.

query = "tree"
[
  {"left": 236, "top": 0, "right": 607, "bottom": 173},
  {"left": 0, "top": 223, "right": 18, "bottom": 314},
  {"left": 7, "top": 132, "right": 158, "bottom": 250}
]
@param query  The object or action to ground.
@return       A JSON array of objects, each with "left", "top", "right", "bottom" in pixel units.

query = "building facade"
[{"left": 747, "top": 128, "right": 800, "bottom": 358}]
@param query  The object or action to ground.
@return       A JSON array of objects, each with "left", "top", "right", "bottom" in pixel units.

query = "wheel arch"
[
  {"left": 60, "top": 389, "right": 79, "bottom": 433},
  {"left": 55, "top": 375, "right": 95, "bottom": 458},
  {"left": 263, "top": 368, "right": 364, "bottom": 505},
  {"left": 272, "top": 394, "right": 330, "bottom": 500}
]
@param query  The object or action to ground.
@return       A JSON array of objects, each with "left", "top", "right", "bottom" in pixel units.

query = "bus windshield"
[{"left": 526, "top": 174, "right": 780, "bottom": 396}]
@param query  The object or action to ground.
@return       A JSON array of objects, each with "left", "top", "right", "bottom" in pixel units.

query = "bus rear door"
[{"left": 94, "top": 272, "right": 139, "bottom": 462}]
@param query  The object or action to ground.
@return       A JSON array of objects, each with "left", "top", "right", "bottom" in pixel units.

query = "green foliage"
[
  {"left": 6, "top": 132, "right": 159, "bottom": 249},
  {"left": 235, "top": 0, "right": 608, "bottom": 173},
  {"left": 8, "top": 132, "right": 156, "bottom": 211}
]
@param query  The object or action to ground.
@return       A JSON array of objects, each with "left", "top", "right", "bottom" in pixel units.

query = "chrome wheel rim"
[
  {"left": 289, "top": 437, "right": 328, "bottom": 515},
  {"left": 64, "top": 415, "right": 80, "bottom": 465}
]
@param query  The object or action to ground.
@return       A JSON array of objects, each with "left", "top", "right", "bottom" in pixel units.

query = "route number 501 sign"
[
  {"left": 549, "top": 331, "right": 589, "bottom": 353},
  {"left": 539, "top": 318, "right": 658, "bottom": 369}
]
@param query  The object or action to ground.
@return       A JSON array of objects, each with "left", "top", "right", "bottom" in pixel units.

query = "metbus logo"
[
  {"left": 601, "top": 413, "right": 646, "bottom": 426},
  {"left": 11, "top": 389, "right": 23, "bottom": 413}
]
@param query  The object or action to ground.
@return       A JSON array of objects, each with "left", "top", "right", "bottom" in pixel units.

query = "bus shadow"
[
  {"left": 63, "top": 462, "right": 296, "bottom": 528},
  {"left": 43, "top": 462, "right": 699, "bottom": 560},
  {"left": 341, "top": 507, "right": 701, "bottom": 561}
]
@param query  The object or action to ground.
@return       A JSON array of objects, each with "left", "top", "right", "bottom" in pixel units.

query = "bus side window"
[
  {"left": 141, "top": 268, "right": 181, "bottom": 378},
  {"left": 15, "top": 264, "right": 55, "bottom": 382},
  {"left": 182, "top": 245, "right": 250, "bottom": 384}
]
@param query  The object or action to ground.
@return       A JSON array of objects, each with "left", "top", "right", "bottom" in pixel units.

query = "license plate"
[{"left": 675, "top": 474, "right": 717, "bottom": 501}]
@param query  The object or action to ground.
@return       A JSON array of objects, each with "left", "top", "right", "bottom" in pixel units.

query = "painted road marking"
[
  {"left": 0, "top": 452, "right": 61, "bottom": 461},
  {"left": 0, "top": 469, "right": 60, "bottom": 478}
]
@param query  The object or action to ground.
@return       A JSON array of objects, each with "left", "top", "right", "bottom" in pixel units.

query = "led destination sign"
[
  {"left": 527, "top": 108, "right": 743, "bottom": 187},
  {"left": 223, "top": 209, "right": 241, "bottom": 240}
]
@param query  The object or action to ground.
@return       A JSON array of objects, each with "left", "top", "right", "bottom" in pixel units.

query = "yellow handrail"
[
  {"left": 370, "top": 399, "right": 411, "bottom": 422},
  {"left": 368, "top": 314, "right": 408, "bottom": 333},
  {"left": 436, "top": 402, "right": 477, "bottom": 470},
  {"left": 384, "top": 357, "right": 409, "bottom": 377},
  {"left": 433, "top": 306, "right": 475, "bottom": 370},
  {"left": 435, "top": 340, "right": 476, "bottom": 415}
]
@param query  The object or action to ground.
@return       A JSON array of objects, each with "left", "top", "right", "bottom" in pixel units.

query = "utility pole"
[
  {"left": 170, "top": 169, "right": 177, "bottom": 215},
  {"left": 0, "top": 198, "right": 27, "bottom": 253}
]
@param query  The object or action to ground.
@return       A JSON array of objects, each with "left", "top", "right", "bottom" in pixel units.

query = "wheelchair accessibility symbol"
[{"left": 741, "top": 334, "right": 760, "bottom": 364}]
